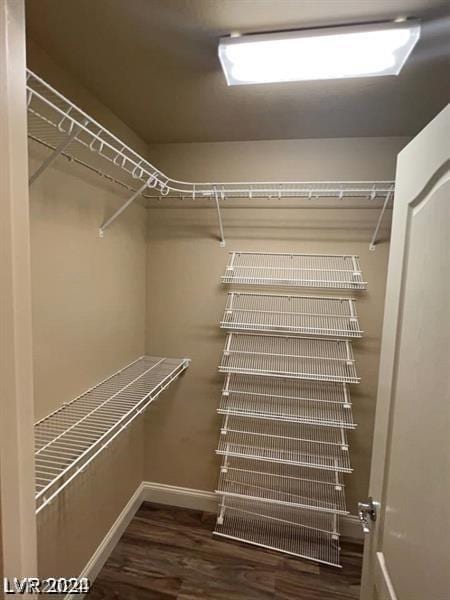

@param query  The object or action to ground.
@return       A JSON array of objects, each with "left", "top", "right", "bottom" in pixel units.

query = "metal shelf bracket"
[
  {"left": 369, "top": 187, "right": 394, "bottom": 251},
  {"left": 213, "top": 186, "right": 226, "bottom": 247},
  {"left": 99, "top": 179, "right": 150, "bottom": 237},
  {"left": 29, "top": 119, "right": 88, "bottom": 186}
]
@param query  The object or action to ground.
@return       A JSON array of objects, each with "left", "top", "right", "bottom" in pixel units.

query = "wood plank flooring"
[{"left": 89, "top": 502, "right": 363, "bottom": 599}]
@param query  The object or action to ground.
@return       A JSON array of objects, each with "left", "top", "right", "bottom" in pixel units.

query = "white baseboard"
[
  {"left": 141, "top": 481, "right": 218, "bottom": 512},
  {"left": 340, "top": 514, "right": 363, "bottom": 541},
  {"left": 141, "top": 481, "right": 363, "bottom": 541},
  {"left": 68, "top": 479, "right": 362, "bottom": 597}
]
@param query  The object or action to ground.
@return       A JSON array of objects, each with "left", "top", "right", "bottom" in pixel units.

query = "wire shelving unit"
[
  {"left": 217, "top": 416, "right": 351, "bottom": 472},
  {"left": 219, "top": 374, "right": 354, "bottom": 428},
  {"left": 26, "top": 69, "right": 393, "bottom": 247},
  {"left": 214, "top": 253, "right": 364, "bottom": 564},
  {"left": 214, "top": 496, "right": 341, "bottom": 567},
  {"left": 219, "top": 333, "right": 359, "bottom": 383},
  {"left": 217, "top": 457, "right": 347, "bottom": 514},
  {"left": 34, "top": 355, "right": 190, "bottom": 513},
  {"left": 222, "top": 252, "right": 367, "bottom": 289},
  {"left": 221, "top": 292, "right": 362, "bottom": 337}
]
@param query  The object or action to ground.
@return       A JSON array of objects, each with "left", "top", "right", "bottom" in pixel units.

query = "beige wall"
[
  {"left": 144, "top": 137, "right": 408, "bottom": 514},
  {"left": 147, "top": 137, "right": 408, "bottom": 182},
  {"left": 27, "top": 39, "right": 150, "bottom": 159},
  {"left": 29, "top": 141, "right": 147, "bottom": 579},
  {"left": 27, "top": 41, "right": 148, "bottom": 580},
  {"left": 30, "top": 142, "right": 147, "bottom": 420},
  {"left": 37, "top": 420, "right": 143, "bottom": 580}
]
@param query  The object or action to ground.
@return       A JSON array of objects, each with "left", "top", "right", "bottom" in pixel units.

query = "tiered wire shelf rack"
[
  {"left": 214, "top": 251, "right": 364, "bottom": 567},
  {"left": 219, "top": 333, "right": 359, "bottom": 383},
  {"left": 34, "top": 355, "right": 189, "bottom": 513},
  {"left": 26, "top": 70, "right": 394, "bottom": 248},
  {"left": 222, "top": 252, "right": 367, "bottom": 289},
  {"left": 221, "top": 292, "right": 362, "bottom": 337}
]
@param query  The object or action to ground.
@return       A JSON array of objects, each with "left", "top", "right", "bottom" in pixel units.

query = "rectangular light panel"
[{"left": 219, "top": 21, "right": 421, "bottom": 86}]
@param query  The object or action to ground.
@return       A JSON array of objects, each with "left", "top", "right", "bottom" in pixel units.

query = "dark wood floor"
[{"left": 89, "top": 502, "right": 363, "bottom": 599}]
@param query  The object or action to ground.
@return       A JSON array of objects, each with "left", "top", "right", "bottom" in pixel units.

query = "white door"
[{"left": 360, "top": 104, "right": 450, "bottom": 600}]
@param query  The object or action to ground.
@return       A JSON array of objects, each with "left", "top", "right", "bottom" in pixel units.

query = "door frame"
[
  {"left": 0, "top": 0, "right": 38, "bottom": 583},
  {"left": 360, "top": 104, "right": 450, "bottom": 599}
]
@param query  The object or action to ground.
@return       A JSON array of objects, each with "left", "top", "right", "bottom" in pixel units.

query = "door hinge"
[{"left": 358, "top": 496, "right": 377, "bottom": 534}]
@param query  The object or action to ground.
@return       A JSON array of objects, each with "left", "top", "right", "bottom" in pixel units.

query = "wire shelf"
[
  {"left": 214, "top": 496, "right": 341, "bottom": 567},
  {"left": 219, "top": 374, "right": 355, "bottom": 429},
  {"left": 34, "top": 355, "right": 189, "bottom": 513},
  {"left": 221, "top": 292, "right": 362, "bottom": 338},
  {"left": 219, "top": 333, "right": 359, "bottom": 383},
  {"left": 26, "top": 70, "right": 394, "bottom": 203},
  {"left": 221, "top": 252, "right": 367, "bottom": 290},
  {"left": 216, "top": 416, "right": 351, "bottom": 472},
  {"left": 217, "top": 456, "right": 347, "bottom": 514}
]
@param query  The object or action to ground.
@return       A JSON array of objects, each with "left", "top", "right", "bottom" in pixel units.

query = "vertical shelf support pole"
[{"left": 213, "top": 186, "right": 226, "bottom": 247}]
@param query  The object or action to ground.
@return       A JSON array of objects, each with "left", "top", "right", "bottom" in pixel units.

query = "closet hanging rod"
[
  {"left": 28, "top": 135, "right": 391, "bottom": 209},
  {"left": 26, "top": 69, "right": 395, "bottom": 242}
]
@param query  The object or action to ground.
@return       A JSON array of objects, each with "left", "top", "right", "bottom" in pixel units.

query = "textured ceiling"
[{"left": 26, "top": 0, "right": 450, "bottom": 143}]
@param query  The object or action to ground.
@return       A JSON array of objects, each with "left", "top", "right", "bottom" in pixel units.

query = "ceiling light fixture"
[{"left": 218, "top": 20, "right": 420, "bottom": 86}]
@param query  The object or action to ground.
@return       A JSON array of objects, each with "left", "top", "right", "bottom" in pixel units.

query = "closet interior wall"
[
  {"left": 144, "top": 136, "right": 408, "bottom": 514},
  {"left": 26, "top": 35, "right": 408, "bottom": 582},
  {"left": 27, "top": 41, "right": 148, "bottom": 580}
]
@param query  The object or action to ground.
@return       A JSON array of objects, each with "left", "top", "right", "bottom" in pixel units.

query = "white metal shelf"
[
  {"left": 26, "top": 69, "right": 394, "bottom": 247},
  {"left": 222, "top": 252, "right": 367, "bottom": 289},
  {"left": 214, "top": 496, "right": 341, "bottom": 567},
  {"left": 26, "top": 71, "right": 393, "bottom": 201},
  {"left": 221, "top": 292, "right": 362, "bottom": 337},
  {"left": 220, "top": 374, "right": 355, "bottom": 428},
  {"left": 217, "top": 416, "right": 351, "bottom": 472},
  {"left": 219, "top": 333, "right": 360, "bottom": 383},
  {"left": 34, "top": 355, "right": 189, "bottom": 513},
  {"left": 217, "top": 456, "right": 347, "bottom": 514}
]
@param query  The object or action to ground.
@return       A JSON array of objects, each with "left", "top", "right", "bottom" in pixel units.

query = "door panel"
[
  {"left": 381, "top": 179, "right": 449, "bottom": 599},
  {"left": 361, "top": 105, "right": 450, "bottom": 599}
]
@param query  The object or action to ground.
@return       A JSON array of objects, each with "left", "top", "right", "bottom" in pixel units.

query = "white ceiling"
[{"left": 26, "top": 0, "right": 450, "bottom": 143}]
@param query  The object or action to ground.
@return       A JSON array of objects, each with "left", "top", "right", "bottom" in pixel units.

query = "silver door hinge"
[{"left": 358, "top": 496, "right": 377, "bottom": 534}]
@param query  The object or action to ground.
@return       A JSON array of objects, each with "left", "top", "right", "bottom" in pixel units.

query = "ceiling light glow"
[{"left": 218, "top": 21, "right": 420, "bottom": 85}]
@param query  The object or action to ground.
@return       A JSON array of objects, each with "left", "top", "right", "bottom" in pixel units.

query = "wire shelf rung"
[
  {"left": 219, "top": 333, "right": 359, "bottom": 383},
  {"left": 217, "top": 456, "right": 347, "bottom": 514},
  {"left": 220, "top": 374, "right": 355, "bottom": 428},
  {"left": 221, "top": 292, "right": 362, "bottom": 338},
  {"left": 214, "top": 496, "right": 341, "bottom": 567},
  {"left": 217, "top": 416, "right": 351, "bottom": 472},
  {"left": 222, "top": 252, "right": 367, "bottom": 290}
]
